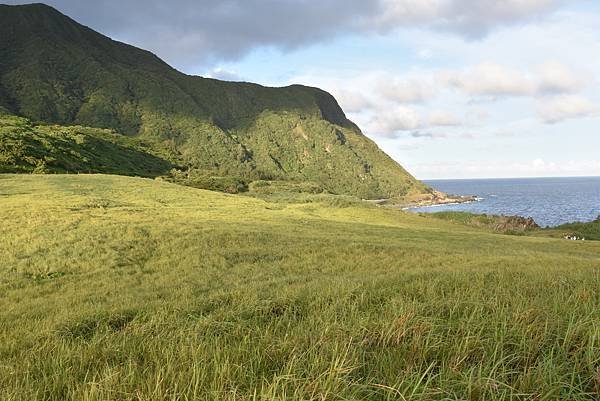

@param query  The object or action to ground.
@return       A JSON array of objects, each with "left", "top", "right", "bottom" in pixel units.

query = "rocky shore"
[
  {"left": 401, "top": 191, "right": 480, "bottom": 209},
  {"left": 418, "top": 211, "right": 540, "bottom": 233},
  {"left": 365, "top": 190, "right": 478, "bottom": 209}
]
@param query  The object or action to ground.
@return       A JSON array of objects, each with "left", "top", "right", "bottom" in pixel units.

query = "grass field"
[{"left": 1, "top": 174, "right": 599, "bottom": 400}]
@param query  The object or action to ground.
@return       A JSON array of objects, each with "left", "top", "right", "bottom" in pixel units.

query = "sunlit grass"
[{"left": 1, "top": 174, "right": 599, "bottom": 400}]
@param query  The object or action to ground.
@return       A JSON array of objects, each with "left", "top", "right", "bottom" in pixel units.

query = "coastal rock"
[
  {"left": 397, "top": 190, "right": 478, "bottom": 208},
  {"left": 424, "top": 211, "right": 540, "bottom": 234},
  {"left": 492, "top": 216, "right": 540, "bottom": 232}
]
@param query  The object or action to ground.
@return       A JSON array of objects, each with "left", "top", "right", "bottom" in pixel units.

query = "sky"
[{"left": 5, "top": 0, "right": 600, "bottom": 179}]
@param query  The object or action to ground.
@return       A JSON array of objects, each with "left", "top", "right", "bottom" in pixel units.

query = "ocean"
[{"left": 410, "top": 176, "right": 600, "bottom": 227}]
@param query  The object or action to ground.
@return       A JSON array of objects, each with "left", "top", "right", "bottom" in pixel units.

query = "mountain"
[{"left": 0, "top": 3, "right": 430, "bottom": 199}]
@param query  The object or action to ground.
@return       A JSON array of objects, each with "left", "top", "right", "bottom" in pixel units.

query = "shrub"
[{"left": 168, "top": 169, "right": 249, "bottom": 193}]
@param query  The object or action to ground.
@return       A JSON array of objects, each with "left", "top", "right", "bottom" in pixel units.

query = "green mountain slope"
[
  {"left": 0, "top": 114, "right": 173, "bottom": 176},
  {"left": 0, "top": 3, "right": 429, "bottom": 199}
]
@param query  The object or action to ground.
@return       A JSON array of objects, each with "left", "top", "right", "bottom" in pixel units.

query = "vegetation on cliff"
[
  {"left": 0, "top": 3, "right": 428, "bottom": 199},
  {"left": 0, "top": 114, "right": 173, "bottom": 176}
]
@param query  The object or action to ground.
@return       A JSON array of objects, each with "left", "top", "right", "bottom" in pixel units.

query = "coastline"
[
  {"left": 365, "top": 191, "right": 479, "bottom": 210},
  {"left": 399, "top": 195, "right": 481, "bottom": 210}
]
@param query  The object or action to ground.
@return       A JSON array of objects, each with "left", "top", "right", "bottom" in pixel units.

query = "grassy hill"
[
  {"left": 1, "top": 174, "right": 599, "bottom": 400},
  {"left": 0, "top": 3, "right": 429, "bottom": 199},
  {"left": 0, "top": 114, "right": 173, "bottom": 176}
]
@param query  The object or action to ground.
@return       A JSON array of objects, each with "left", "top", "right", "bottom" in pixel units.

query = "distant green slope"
[
  {"left": 0, "top": 3, "right": 429, "bottom": 199},
  {"left": 0, "top": 114, "right": 173, "bottom": 176}
]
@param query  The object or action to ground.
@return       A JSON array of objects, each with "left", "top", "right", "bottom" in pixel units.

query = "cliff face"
[{"left": 0, "top": 3, "right": 429, "bottom": 198}]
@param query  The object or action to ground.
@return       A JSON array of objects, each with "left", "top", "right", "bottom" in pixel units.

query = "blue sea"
[{"left": 410, "top": 177, "right": 600, "bottom": 228}]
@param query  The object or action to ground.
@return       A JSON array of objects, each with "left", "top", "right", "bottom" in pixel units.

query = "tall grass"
[{"left": 1, "top": 174, "right": 599, "bottom": 400}]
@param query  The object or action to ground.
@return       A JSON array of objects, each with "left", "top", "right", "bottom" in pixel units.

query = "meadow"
[{"left": 0, "top": 174, "right": 599, "bottom": 400}]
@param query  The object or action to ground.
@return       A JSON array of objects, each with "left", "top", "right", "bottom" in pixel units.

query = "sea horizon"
[
  {"left": 412, "top": 176, "right": 600, "bottom": 227},
  {"left": 417, "top": 175, "right": 600, "bottom": 181}
]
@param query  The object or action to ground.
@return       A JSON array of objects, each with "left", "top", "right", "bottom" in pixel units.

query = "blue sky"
[{"left": 6, "top": 0, "right": 600, "bottom": 179}]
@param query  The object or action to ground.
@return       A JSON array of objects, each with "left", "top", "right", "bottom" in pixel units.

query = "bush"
[
  {"left": 248, "top": 180, "right": 324, "bottom": 195},
  {"left": 168, "top": 169, "right": 249, "bottom": 194},
  {"left": 250, "top": 180, "right": 270, "bottom": 189}
]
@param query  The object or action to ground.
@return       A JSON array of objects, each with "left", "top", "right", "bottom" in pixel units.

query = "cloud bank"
[
  {"left": 323, "top": 60, "right": 591, "bottom": 137},
  {"left": 3, "top": 0, "right": 565, "bottom": 68},
  {"left": 537, "top": 95, "right": 599, "bottom": 123},
  {"left": 411, "top": 159, "right": 600, "bottom": 179}
]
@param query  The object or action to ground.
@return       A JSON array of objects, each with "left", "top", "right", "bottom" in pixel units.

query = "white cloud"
[
  {"left": 333, "top": 89, "right": 373, "bottom": 113},
  {"left": 374, "top": 0, "right": 446, "bottom": 27},
  {"left": 376, "top": 76, "right": 436, "bottom": 104},
  {"left": 427, "top": 110, "right": 463, "bottom": 127},
  {"left": 365, "top": 106, "right": 465, "bottom": 137},
  {"left": 440, "top": 60, "right": 585, "bottom": 99},
  {"left": 369, "top": 106, "right": 422, "bottom": 135},
  {"left": 442, "top": 62, "right": 536, "bottom": 97},
  {"left": 536, "top": 61, "right": 583, "bottom": 94},
  {"left": 374, "top": 0, "right": 563, "bottom": 38},
  {"left": 328, "top": 71, "right": 437, "bottom": 107},
  {"left": 536, "top": 95, "right": 599, "bottom": 123}
]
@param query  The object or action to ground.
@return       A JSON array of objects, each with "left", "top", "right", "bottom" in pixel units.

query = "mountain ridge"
[{"left": 0, "top": 2, "right": 430, "bottom": 199}]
